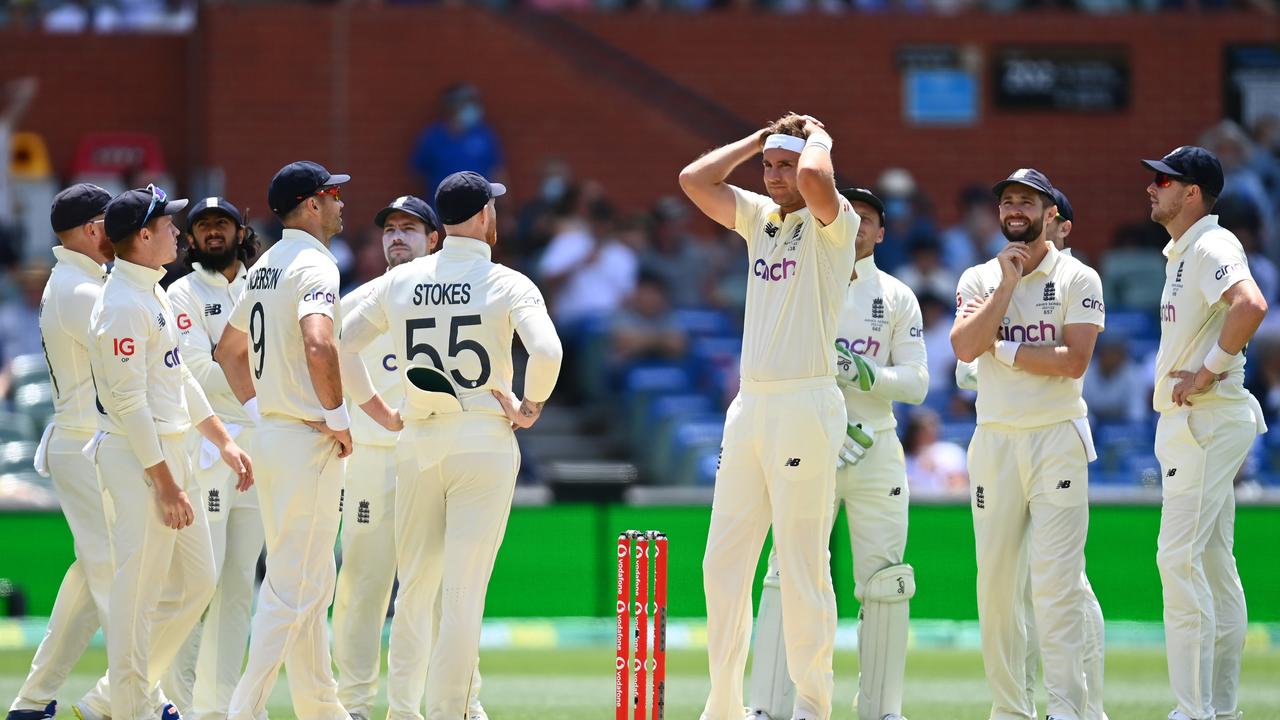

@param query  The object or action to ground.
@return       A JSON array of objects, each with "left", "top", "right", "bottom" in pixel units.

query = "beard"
[
  {"left": 1151, "top": 196, "right": 1181, "bottom": 225},
  {"left": 1001, "top": 215, "right": 1044, "bottom": 243},
  {"left": 188, "top": 239, "right": 239, "bottom": 273}
]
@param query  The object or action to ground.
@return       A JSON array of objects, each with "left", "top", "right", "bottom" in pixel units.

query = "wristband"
[
  {"left": 323, "top": 401, "right": 351, "bottom": 431},
  {"left": 994, "top": 340, "right": 1021, "bottom": 368},
  {"left": 243, "top": 397, "right": 261, "bottom": 423},
  {"left": 1203, "top": 343, "right": 1236, "bottom": 374},
  {"left": 804, "top": 133, "right": 833, "bottom": 154}
]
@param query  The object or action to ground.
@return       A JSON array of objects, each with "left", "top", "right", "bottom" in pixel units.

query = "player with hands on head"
[
  {"left": 1143, "top": 146, "right": 1269, "bottom": 720},
  {"left": 680, "top": 111, "right": 858, "bottom": 720},
  {"left": 745, "top": 187, "right": 927, "bottom": 720},
  {"left": 339, "top": 171, "right": 562, "bottom": 720}
]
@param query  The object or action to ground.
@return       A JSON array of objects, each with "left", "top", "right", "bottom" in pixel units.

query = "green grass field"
[{"left": 4, "top": 646, "right": 1280, "bottom": 719}]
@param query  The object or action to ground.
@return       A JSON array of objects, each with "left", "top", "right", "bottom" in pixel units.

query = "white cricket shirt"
[
  {"left": 169, "top": 262, "right": 250, "bottom": 425},
  {"left": 343, "top": 276, "right": 402, "bottom": 447},
  {"left": 40, "top": 246, "right": 107, "bottom": 432}
]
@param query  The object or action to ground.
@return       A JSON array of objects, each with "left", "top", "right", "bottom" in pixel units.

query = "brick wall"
[{"left": 4, "top": 9, "right": 1276, "bottom": 256}]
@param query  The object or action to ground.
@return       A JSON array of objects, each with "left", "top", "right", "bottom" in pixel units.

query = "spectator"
[
  {"left": 1082, "top": 333, "right": 1150, "bottom": 425},
  {"left": 896, "top": 234, "right": 958, "bottom": 303},
  {"left": 0, "top": 264, "right": 49, "bottom": 399},
  {"left": 514, "top": 157, "right": 574, "bottom": 266},
  {"left": 1216, "top": 195, "right": 1279, "bottom": 303},
  {"left": 875, "top": 167, "right": 936, "bottom": 272},
  {"left": 537, "top": 197, "right": 637, "bottom": 327},
  {"left": 411, "top": 83, "right": 505, "bottom": 200},
  {"left": 1101, "top": 221, "right": 1167, "bottom": 310},
  {"left": 707, "top": 228, "right": 750, "bottom": 320},
  {"left": 611, "top": 272, "right": 688, "bottom": 366},
  {"left": 1200, "top": 119, "right": 1277, "bottom": 250},
  {"left": 640, "top": 196, "right": 717, "bottom": 308},
  {"left": 0, "top": 78, "right": 36, "bottom": 264},
  {"left": 903, "top": 407, "right": 968, "bottom": 498},
  {"left": 940, "top": 184, "right": 1003, "bottom": 273}
]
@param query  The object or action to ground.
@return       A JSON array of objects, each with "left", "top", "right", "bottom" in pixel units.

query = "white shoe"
[
  {"left": 1169, "top": 712, "right": 1195, "bottom": 720},
  {"left": 882, "top": 715, "right": 908, "bottom": 720},
  {"left": 744, "top": 711, "right": 770, "bottom": 720},
  {"left": 467, "top": 710, "right": 489, "bottom": 720}
]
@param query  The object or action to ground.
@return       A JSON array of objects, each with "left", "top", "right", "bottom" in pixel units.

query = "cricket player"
[
  {"left": 160, "top": 198, "right": 264, "bottom": 720},
  {"left": 216, "top": 161, "right": 392, "bottom": 720},
  {"left": 340, "top": 171, "right": 562, "bottom": 720},
  {"left": 679, "top": 113, "right": 858, "bottom": 720},
  {"left": 956, "top": 186, "right": 1108, "bottom": 720},
  {"left": 746, "top": 187, "right": 927, "bottom": 720},
  {"left": 87, "top": 185, "right": 253, "bottom": 720},
  {"left": 7, "top": 185, "right": 114, "bottom": 720},
  {"left": 951, "top": 169, "right": 1104, "bottom": 720},
  {"left": 1143, "top": 146, "right": 1269, "bottom": 720}
]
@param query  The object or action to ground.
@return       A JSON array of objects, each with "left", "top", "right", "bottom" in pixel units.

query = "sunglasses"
[
  {"left": 1153, "top": 171, "right": 1188, "bottom": 189},
  {"left": 300, "top": 185, "right": 342, "bottom": 202},
  {"left": 142, "top": 183, "right": 168, "bottom": 225}
]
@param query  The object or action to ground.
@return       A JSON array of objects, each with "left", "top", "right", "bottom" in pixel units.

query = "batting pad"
[{"left": 856, "top": 563, "right": 914, "bottom": 720}]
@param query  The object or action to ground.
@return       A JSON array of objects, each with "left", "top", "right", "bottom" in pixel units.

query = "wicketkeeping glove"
[
  {"left": 835, "top": 342, "right": 878, "bottom": 392},
  {"left": 836, "top": 422, "right": 875, "bottom": 469}
]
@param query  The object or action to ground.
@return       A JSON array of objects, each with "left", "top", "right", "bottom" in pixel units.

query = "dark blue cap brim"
[
  {"left": 1140, "top": 159, "right": 1184, "bottom": 177},
  {"left": 992, "top": 179, "right": 1054, "bottom": 198}
]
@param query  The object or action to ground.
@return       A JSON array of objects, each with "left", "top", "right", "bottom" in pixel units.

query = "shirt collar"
[
  {"left": 850, "top": 254, "right": 878, "bottom": 284},
  {"left": 190, "top": 261, "right": 247, "bottom": 288},
  {"left": 441, "top": 235, "right": 492, "bottom": 261},
  {"left": 112, "top": 257, "right": 166, "bottom": 288},
  {"left": 51, "top": 245, "right": 107, "bottom": 281},
  {"left": 1026, "top": 241, "right": 1061, "bottom": 279},
  {"left": 1163, "top": 214, "right": 1218, "bottom": 259},
  {"left": 281, "top": 228, "right": 338, "bottom": 263}
]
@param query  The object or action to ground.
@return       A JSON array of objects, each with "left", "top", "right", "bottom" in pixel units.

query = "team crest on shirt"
[
  {"left": 863, "top": 297, "right": 887, "bottom": 334},
  {"left": 1035, "top": 281, "right": 1060, "bottom": 316},
  {"left": 1170, "top": 261, "right": 1185, "bottom": 298},
  {"left": 785, "top": 222, "right": 803, "bottom": 251}
]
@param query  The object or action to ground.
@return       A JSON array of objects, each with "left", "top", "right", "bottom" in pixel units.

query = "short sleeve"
[
  {"left": 295, "top": 259, "right": 340, "bottom": 321},
  {"left": 730, "top": 185, "right": 770, "bottom": 246},
  {"left": 1065, "top": 266, "right": 1105, "bottom": 329},
  {"left": 228, "top": 285, "right": 251, "bottom": 332},
  {"left": 814, "top": 195, "right": 859, "bottom": 249},
  {"left": 510, "top": 275, "right": 550, "bottom": 326},
  {"left": 954, "top": 267, "right": 987, "bottom": 318},
  {"left": 1197, "top": 233, "right": 1253, "bottom": 307}
]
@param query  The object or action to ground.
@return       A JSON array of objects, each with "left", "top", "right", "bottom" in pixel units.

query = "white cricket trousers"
[
  {"left": 333, "top": 442, "right": 398, "bottom": 719},
  {"left": 703, "top": 377, "right": 845, "bottom": 720},
  {"left": 163, "top": 428, "right": 264, "bottom": 720},
  {"left": 1155, "top": 403, "right": 1259, "bottom": 720},
  {"left": 10, "top": 428, "right": 114, "bottom": 712},
  {"left": 1020, "top": 567, "right": 1107, "bottom": 720},
  {"left": 97, "top": 432, "right": 217, "bottom": 720},
  {"left": 968, "top": 421, "right": 1090, "bottom": 720},
  {"left": 228, "top": 419, "right": 346, "bottom": 720},
  {"left": 386, "top": 413, "right": 517, "bottom": 720}
]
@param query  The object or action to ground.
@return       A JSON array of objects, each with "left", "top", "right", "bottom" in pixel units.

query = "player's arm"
[
  {"left": 678, "top": 128, "right": 767, "bottom": 229},
  {"left": 794, "top": 116, "right": 840, "bottom": 226},
  {"left": 870, "top": 292, "right": 929, "bottom": 404},
  {"left": 96, "top": 307, "right": 193, "bottom": 530},
  {"left": 295, "top": 263, "right": 352, "bottom": 455},
  {"left": 338, "top": 288, "right": 401, "bottom": 432},
  {"left": 497, "top": 286, "right": 564, "bottom": 429},
  {"left": 1172, "top": 275, "right": 1268, "bottom": 406},
  {"left": 951, "top": 245, "right": 1028, "bottom": 362},
  {"left": 1002, "top": 266, "right": 1104, "bottom": 379},
  {"left": 185, "top": 364, "right": 254, "bottom": 490},
  {"left": 170, "top": 284, "right": 234, "bottom": 396},
  {"left": 215, "top": 295, "right": 256, "bottom": 410}
]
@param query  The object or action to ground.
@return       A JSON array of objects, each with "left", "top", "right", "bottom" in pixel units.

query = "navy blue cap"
[
  {"left": 104, "top": 185, "right": 189, "bottom": 243},
  {"left": 434, "top": 171, "right": 506, "bottom": 225},
  {"left": 50, "top": 183, "right": 112, "bottom": 233},
  {"left": 267, "top": 161, "right": 350, "bottom": 218},
  {"left": 374, "top": 195, "right": 440, "bottom": 232},
  {"left": 992, "top": 168, "right": 1055, "bottom": 199},
  {"left": 1141, "top": 146, "right": 1224, "bottom": 198},
  {"left": 1050, "top": 188, "right": 1073, "bottom": 222},
  {"left": 839, "top": 187, "right": 886, "bottom": 226},
  {"left": 186, "top": 197, "right": 245, "bottom": 232}
]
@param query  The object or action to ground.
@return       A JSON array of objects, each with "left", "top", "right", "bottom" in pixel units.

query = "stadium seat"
[
  {"left": 623, "top": 363, "right": 692, "bottom": 435},
  {"left": 14, "top": 382, "right": 54, "bottom": 428},
  {"left": 669, "top": 419, "right": 724, "bottom": 486},
  {"left": 640, "top": 394, "right": 713, "bottom": 475},
  {"left": 1105, "top": 309, "right": 1157, "bottom": 341},
  {"left": 0, "top": 410, "right": 36, "bottom": 443},
  {"left": 0, "top": 441, "right": 37, "bottom": 475},
  {"left": 10, "top": 353, "right": 50, "bottom": 388},
  {"left": 671, "top": 308, "right": 731, "bottom": 337}
]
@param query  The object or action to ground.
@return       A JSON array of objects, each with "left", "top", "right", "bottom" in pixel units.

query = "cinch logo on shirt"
[
  {"left": 163, "top": 347, "right": 182, "bottom": 368},
  {"left": 177, "top": 313, "right": 192, "bottom": 331},
  {"left": 997, "top": 320, "right": 1057, "bottom": 343},
  {"left": 1161, "top": 302, "right": 1177, "bottom": 323},
  {"left": 382, "top": 353, "right": 397, "bottom": 372},
  {"left": 1081, "top": 296, "right": 1104, "bottom": 312},
  {"left": 753, "top": 257, "right": 797, "bottom": 282},
  {"left": 1215, "top": 262, "right": 1243, "bottom": 281},
  {"left": 303, "top": 290, "right": 336, "bottom": 304},
  {"left": 837, "top": 335, "right": 881, "bottom": 358}
]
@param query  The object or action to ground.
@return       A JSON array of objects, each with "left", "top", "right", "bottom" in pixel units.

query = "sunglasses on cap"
[
  {"left": 299, "top": 185, "right": 342, "bottom": 202},
  {"left": 142, "top": 183, "right": 167, "bottom": 226},
  {"left": 1154, "top": 171, "right": 1189, "bottom": 189}
]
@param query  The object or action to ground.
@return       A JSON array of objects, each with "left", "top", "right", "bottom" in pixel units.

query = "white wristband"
[
  {"left": 243, "top": 397, "right": 261, "bottom": 423},
  {"left": 323, "top": 401, "right": 351, "bottom": 431},
  {"left": 804, "top": 133, "right": 833, "bottom": 154},
  {"left": 994, "top": 340, "right": 1021, "bottom": 367},
  {"left": 1203, "top": 343, "right": 1236, "bottom": 374}
]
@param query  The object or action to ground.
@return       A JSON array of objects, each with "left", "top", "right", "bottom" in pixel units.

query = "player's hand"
[
  {"left": 359, "top": 395, "right": 404, "bottom": 433},
  {"left": 834, "top": 343, "right": 877, "bottom": 392},
  {"left": 153, "top": 480, "right": 195, "bottom": 530},
  {"left": 996, "top": 243, "right": 1030, "bottom": 286},
  {"left": 836, "top": 423, "right": 874, "bottom": 469},
  {"left": 305, "top": 421, "right": 355, "bottom": 458},
  {"left": 492, "top": 390, "right": 543, "bottom": 430},
  {"left": 1169, "top": 368, "right": 1228, "bottom": 407},
  {"left": 795, "top": 114, "right": 826, "bottom": 136},
  {"left": 960, "top": 295, "right": 986, "bottom": 318},
  {"left": 219, "top": 441, "right": 254, "bottom": 492}
]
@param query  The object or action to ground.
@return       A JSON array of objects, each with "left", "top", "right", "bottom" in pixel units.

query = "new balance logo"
[
  {"left": 764, "top": 222, "right": 779, "bottom": 238},
  {"left": 207, "top": 489, "right": 220, "bottom": 513},
  {"left": 889, "top": 487, "right": 902, "bottom": 497},
  {"left": 975, "top": 485, "right": 985, "bottom": 509},
  {"left": 1167, "top": 468, "right": 1177, "bottom": 477},
  {"left": 791, "top": 223, "right": 803, "bottom": 241},
  {"left": 156, "top": 313, "right": 166, "bottom": 328},
  {"left": 204, "top": 303, "right": 222, "bottom": 316},
  {"left": 1043, "top": 281, "right": 1056, "bottom": 302},
  {"left": 1056, "top": 480, "right": 1072, "bottom": 490},
  {"left": 357, "top": 500, "right": 371, "bottom": 524},
  {"left": 784, "top": 458, "right": 801, "bottom": 467},
  {"left": 871, "top": 297, "right": 885, "bottom": 320}
]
